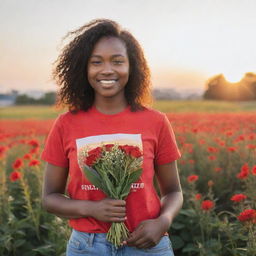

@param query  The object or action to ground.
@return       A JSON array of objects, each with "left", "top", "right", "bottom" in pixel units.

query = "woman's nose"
[{"left": 101, "top": 63, "right": 114, "bottom": 75}]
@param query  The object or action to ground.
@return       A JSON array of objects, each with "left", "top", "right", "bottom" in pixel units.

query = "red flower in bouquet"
[
  {"left": 12, "top": 158, "right": 23, "bottom": 170},
  {"left": 237, "top": 209, "right": 256, "bottom": 223},
  {"left": 230, "top": 194, "right": 247, "bottom": 202},
  {"left": 201, "top": 200, "right": 214, "bottom": 211},
  {"left": 84, "top": 147, "right": 103, "bottom": 167},
  {"left": 187, "top": 175, "right": 199, "bottom": 183},
  {"left": 81, "top": 143, "right": 143, "bottom": 247},
  {"left": 9, "top": 171, "right": 22, "bottom": 182},
  {"left": 118, "top": 145, "right": 142, "bottom": 158},
  {"left": 105, "top": 144, "right": 114, "bottom": 151}
]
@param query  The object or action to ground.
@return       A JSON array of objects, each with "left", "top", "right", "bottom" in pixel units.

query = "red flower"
[
  {"left": 247, "top": 144, "right": 256, "bottom": 150},
  {"left": 30, "top": 147, "right": 39, "bottom": 154},
  {"left": 187, "top": 175, "right": 199, "bottom": 183},
  {"left": 207, "top": 147, "right": 219, "bottom": 153},
  {"left": 237, "top": 135, "right": 245, "bottom": 141},
  {"left": 208, "top": 155, "right": 216, "bottom": 161},
  {"left": 217, "top": 140, "right": 225, "bottom": 147},
  {"left": 129, "top": 147, "right": 143, "bottom": 158},
  {"left": 227, "top": 147, "right": 237, "bottom": 152},
  {"left": 201, "top": 200, "right": 214, "bottom": 211},
  {"left": 12, "top": 158, "right": 23, "bottom": 170},
  {"left": 214, "top": 167, "right": 222, "bottom": 173},
  {"left": 226, "top": 131, "right": 233, "bottom": 137},
  {"left": 192, "top": 128, "right": 198, "bottom": 133},
  {"left": 28, "top": 139, "right": 40, "bottom": 148},
  {"left": 85, "top": 147, "right": 102, "bottom": 167},
  {"left": 104, "top": 144, "right": 114, "bottom": 151},
  {"left": 195, "top": 193, "right": 202, "bottom": 200},
  {"left": 237, "top": 163, "right": 250, "bottom": 179},
  {"left": 0, "top": 146, "right": 8, "bottom": 159},
  {"left": 241, "top": 163, "right": 249, "bottom": 172},
  {"left": 29, "top": 159, "right": 41, "bottom": 166},
  {"left": 119, "top": 145, "right": 142, "bottom": 158},
  {"left": 188, "top": 159, "right": 195, "bottom": 165},
  {"left": 9, "top": 171, "right": 22, "bottom": 182},
  {"left": 248, "top": 134, "right": 255, "bottom": 140},
  {"left": 199, "top": 139, "right": 206, "bottom": 145},
  {"left": 237, "top": 209, "right": 256, "bottom": 222},
  {"left": 230, "top": 194, "right": 247, "bottom": 202},
  {"left": 23, "top": 153, "right": 32, "bottom": 160},
  {"left": 252, "top": 166, "right": 256, "bottom": 176}
]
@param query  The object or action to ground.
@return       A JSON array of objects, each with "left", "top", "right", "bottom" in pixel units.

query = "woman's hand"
[
  {"left": 123, "top": 216, "right": 170, "bottom": 249},
  {"left": 90, "top": 198, "right": 126, "bottom": 223}
]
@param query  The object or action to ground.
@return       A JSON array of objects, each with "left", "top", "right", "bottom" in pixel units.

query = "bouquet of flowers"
[{"left": 81, "top": 143, "right": 143, "bottom": 247}]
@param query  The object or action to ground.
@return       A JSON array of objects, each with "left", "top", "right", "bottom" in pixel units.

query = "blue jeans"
[{"left": 66, "top": 229, "right": 175, "bottom": 256}]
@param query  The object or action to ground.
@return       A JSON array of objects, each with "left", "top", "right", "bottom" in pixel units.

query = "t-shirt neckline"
[{"left": 90, "top": 105, "right": 130, "bottom": 118}]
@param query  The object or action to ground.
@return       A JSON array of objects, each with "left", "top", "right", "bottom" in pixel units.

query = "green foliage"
[
  {"left": 0, "top": 147, "right": 71, "bottom": 256},
  {"left": 15, "top": 92, "right": 56, "bottom": 106},
  {"left": 1, "top": 100, "right": 256, "bottom": 120}
]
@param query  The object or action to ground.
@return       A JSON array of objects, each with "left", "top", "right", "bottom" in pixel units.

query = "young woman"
[{"left": 42, "top": 19, "right": 183, "bottom": 256}]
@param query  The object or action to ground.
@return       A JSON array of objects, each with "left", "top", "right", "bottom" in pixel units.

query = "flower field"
[{"left": 0, "top": 110, "right": 255, "bottom": 255}]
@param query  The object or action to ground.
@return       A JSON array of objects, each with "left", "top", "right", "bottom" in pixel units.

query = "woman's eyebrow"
[{"left": 90, "top": 54, "right": 126, "bottom": 58}]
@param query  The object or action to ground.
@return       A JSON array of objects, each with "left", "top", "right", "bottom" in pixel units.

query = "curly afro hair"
[{"left": 53, "top": 19, "right": 152, "bottom": 112}]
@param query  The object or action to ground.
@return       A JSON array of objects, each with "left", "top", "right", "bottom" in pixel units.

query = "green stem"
[
  {"left": 106, "top": 222, "right": 129, "bottom": 248},
  {"left": 20, "top": 174, "right": 40, "bottom": 240}
]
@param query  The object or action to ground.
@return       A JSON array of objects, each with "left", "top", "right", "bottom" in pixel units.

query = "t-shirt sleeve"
[
  {"left": 154, "top": 114, "right": 181, "bottom": 165},
  {"left": 41, "top": 115, "right": 69, "bottom": 168}
]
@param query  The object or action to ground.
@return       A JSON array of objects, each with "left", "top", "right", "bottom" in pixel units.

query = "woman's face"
[{"left": 87, "top": 37, "right": 130, "bottom": 101}]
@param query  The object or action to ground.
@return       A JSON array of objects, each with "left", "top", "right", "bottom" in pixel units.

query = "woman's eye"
[
  {"left": 113, "top": 60, "right": 124, "bottom": 65},
  {"left": 91, "top": 61, "right": 101, "bottom": 65}
]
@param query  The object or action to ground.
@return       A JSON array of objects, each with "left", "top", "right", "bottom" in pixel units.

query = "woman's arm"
[
  {"left": 124, "top": 161, "right": 183, "bottom": 249},
  {"left": 42, "top": 162, "right": 126, "bottom": 222},
  {"left": 156, "top": 160, "right": 183, "bottom": 228}
]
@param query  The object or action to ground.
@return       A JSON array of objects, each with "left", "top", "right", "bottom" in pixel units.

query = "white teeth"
[{"left": 99, "top": 80, "right": 116, "bottom": 84}]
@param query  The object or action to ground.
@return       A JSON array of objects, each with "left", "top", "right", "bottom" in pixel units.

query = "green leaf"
[
  {"left": 120, "top": 169, "right": 142, "bottom": 199},
  {"left": 13, "top": 239, "right": 26, "bottom": 248},
  {"left": 180, "top": 230, "right": 192, "bottom": 242},
  {"left": 82, "top": 166, "right": 108, "bottom": 194},
  {"left": 171, "top": 222, "right": 185, "bottom": 230},
  {"left": 103, "top": 173, "right": 117, "bottom": 198},
  {"left": 33, "top": 245, "right": 55, "bottom": 254},
  {"left": 170, "top": 235, "right": 185, "bottom": 250},
  {"left": 182, "top": 243, "right": 199, "bottom": 253},
  {"left": 180, "top": 209, "right": 197, "bottom": 217}
]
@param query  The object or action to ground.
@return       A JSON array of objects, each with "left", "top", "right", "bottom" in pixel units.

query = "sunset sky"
[{"left": 1, "top": 0, "right": 256, "bottom": 93}]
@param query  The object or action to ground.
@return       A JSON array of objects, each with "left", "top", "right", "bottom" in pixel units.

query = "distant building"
[
  {"left": 153, "top": 88, "right": 181, "bottom": 100},
  {"left": 0, "top": 90, "right": 18, "bottom": 106},
  {"left": 152, "top": 87, "right": 203, "bottom": 100}
]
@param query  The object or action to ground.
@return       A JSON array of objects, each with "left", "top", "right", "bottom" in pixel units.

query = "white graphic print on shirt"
[{"left": 76, "top": 133, "right": 144, "bottom": 192}]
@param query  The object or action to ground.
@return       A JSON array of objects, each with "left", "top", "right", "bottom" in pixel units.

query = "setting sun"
[{"left": 223, "top": 71, "right": 244, "bottom": 83}]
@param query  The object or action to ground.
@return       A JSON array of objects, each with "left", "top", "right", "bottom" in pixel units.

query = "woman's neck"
[{"left": 93, "top": 98, "right": 128, "bottom": 115}]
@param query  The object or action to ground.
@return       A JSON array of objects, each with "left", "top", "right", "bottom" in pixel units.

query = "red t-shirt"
[{"left": 41, "top": 105, "right": 181, "bottom": 233}]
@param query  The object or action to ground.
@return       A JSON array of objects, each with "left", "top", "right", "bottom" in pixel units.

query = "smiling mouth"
[
  {"left": 97, "top": 79, "right": 118, "bottom": 84},
  {"left": 97, "top": 79, "right": 118, "bottom": 88}
]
